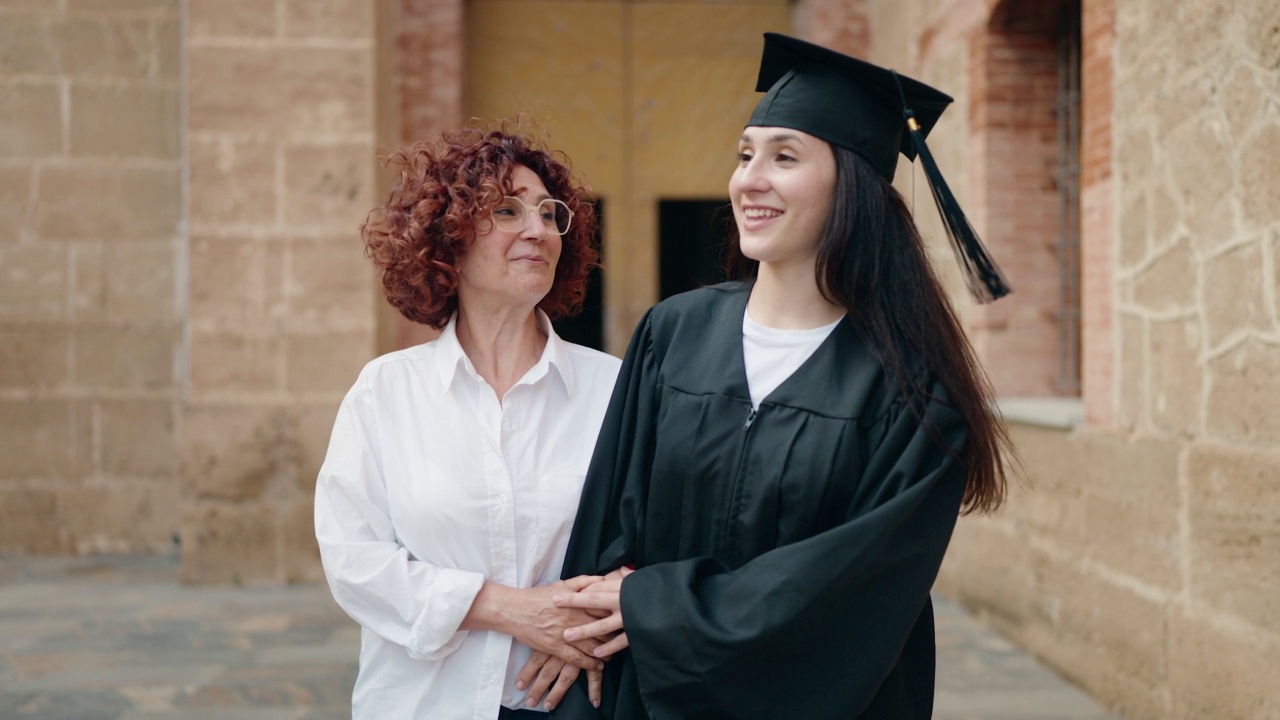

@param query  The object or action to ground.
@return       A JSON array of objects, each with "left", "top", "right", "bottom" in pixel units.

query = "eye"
[
  {"left": 736, "top": 151, "right": 753, "bottom": 164},
  {"left": 776, "top": 152, "right": 797, "bottom": 163},
  {"left": 493, "top": 205, "right": 519, "bottom": 217}
]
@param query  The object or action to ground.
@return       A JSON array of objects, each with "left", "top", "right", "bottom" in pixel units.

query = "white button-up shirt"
[{"left": 315, "top": 312, "right": 620, "bottom": 719}]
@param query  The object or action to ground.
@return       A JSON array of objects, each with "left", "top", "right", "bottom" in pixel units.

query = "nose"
[
  {"left": 731, "top": 157, "right": 769, "bottom": 196},
  {"left": 518, "top": 209, "right": 548, "bottom": 243}
]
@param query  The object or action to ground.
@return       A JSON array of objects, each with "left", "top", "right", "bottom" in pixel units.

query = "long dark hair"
[{"left": 727, "top": 145, "right": 1011, "bottom": 513}]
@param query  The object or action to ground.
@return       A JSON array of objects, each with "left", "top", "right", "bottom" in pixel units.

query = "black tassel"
[{"left": 906, "top": 115, "right": 1010, "bottom": 303}]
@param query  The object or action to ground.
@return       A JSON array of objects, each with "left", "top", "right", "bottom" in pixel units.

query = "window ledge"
[{"left": 995, "top": 397, "right": 1083, "bottom": 430}]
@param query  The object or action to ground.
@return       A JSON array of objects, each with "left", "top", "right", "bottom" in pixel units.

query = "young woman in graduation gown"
[{"left": 547, "top": 34, "right": 1017, "bottom": 719}]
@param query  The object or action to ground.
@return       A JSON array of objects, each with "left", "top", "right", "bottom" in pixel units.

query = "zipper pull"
[{"left": 744, "top": 407, "right": 757, "bottom": 430}]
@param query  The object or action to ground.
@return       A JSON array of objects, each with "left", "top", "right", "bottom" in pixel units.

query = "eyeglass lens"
[{"left": 492, "top": 197, "right": 572, "bottom": 235}]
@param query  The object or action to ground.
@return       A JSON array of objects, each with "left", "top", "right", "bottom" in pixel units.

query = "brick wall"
[
  {"left": 0, "top": 0, "right": 183, "bottom": 555},
  {"left": 966, "top": 1, "right": 1073, "bottom": 396},
  {"left": 182, "top": 0, "right": 378, "bottom": 583}
]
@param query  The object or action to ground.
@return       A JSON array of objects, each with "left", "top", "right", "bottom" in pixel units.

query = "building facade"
[{"left": 1, "top": 0, "right": 1277, "bottom": 717}]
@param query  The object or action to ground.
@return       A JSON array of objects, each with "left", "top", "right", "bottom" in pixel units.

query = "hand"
[
  {"left": 555, "top": 569, "right": 633, "bottom": 658},
  {"left": 463, "top": 575, "right": 606, "bottom": 671},
  {"left": 515, "top": 652, "right": 602, "bottom": 710}
]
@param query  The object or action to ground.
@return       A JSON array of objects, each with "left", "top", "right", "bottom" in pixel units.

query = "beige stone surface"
[
  {"left": 0, "top": 399, "right": 92, "bottom": 480},
  {"left": 1167, "top": 604, "right": 1280, "bottom": 720},
  {"left": 1123, "top": 237, "right": 1195, "bottom": 313},
  {"left": 1185, "top": 443, "right": 1280, "bottom": 631},
  {"left": 62, "top": 481, "right": 179, "bottom": 554},
  {"left": 286, "top": 237, "right": 374, "bottom": 326},
  {"left": 1081, "top": 430, "right": 1182, "bottom": 592},
  {"left": 281, "top": 144, "right": 373, "bottom": 232},
  {"left": 188, "top": 332, "right": 283, "bottom": 394},
  {"left": 0, "top": 14, "right": 60, "bottom": 76},
  {"left": 182, "top": 403, "right": 289, "bottom": 502},
  {"left": 73, "top": 327, "right": 177, "bottom": 390},
  {"left": 70, "top": 83, "right": 180, "bottom": 158},
  {"left": 1240, "top": 122, "right": 1280, "bottom": 234},
  {"left": 281, "top": 498, "right": 324, "bottom": 583},
  {"left": 0, "top": 242, "right": 68, "bottom": 321},
  {"left": 1148, "top": 316, "right": 1202, "bottom": 436},
  {"left": 187, "top": 46, "right": 372, "bottom": 136},
  {"left": 188, "top": 138, "right": 277, "bottom": 229},
  {"left": 0, "top": 326, "right": 71, "bottom": 390},
  {"left": 1205, "top": 338, "right": 1280, "bottom": 447},
  {"left": 1204, "top": 242, "right": 1269, "bottom": 349},
  {"left": 104, "top": 242, "right": 178, "bottom": 323},
  {"left": 290, "top": 401, "right": 340, "bottom": 495},
  {"left": 283, "top": 0, "right": 373, "bottom": 40},
  {"left": 68, "top": 241, "right": 107, "bottom": 321},
  {"left": 65, "top": 0, "right": 176, "bottom": 14},
  {"left": 284, "top": 331, "right": 371, "bottom": 395},
  {"left": 1116, "top": 312, "right": 1145, "bottom": 428},
  {"left": 51, "top": 17, "right": 157, "bottom": 80},
  {"left": 99, "top": 399, "right": 179, "bottom": 479},
  {"left": 0, "top": 83, "right": 63, "bottom": 157},
  {"left": 1006, "top": 424, "right": 1088, "bottom": 547},
  {"left": 0, "top": 164, "right": 31, "bottom": 236},
  {"left": 188, "top": 0, "right": 276, "bottom": 39},
  {"left": 36, "top": 165, "right": 181, "bottom": 240},
  {"left": 180, "top": 502, "right": 278, "bottom": 585},
  {"left": 0, "top": 488, "right": 63, "bottom": 553}
]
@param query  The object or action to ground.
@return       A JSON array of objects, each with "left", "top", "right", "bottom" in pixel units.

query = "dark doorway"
[
  {"left": 659, "top": 199, "right": 733, "bottom": 300},
  {"left": 552, "top": 199, "right": 605, "bottom": 351}
]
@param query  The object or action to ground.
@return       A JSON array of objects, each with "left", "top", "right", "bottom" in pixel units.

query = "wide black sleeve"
[
  {"left": 561, "top": 307, "right": 659, "bottom": 579},
  {"left": 619, "top": 377, "right": 968, "bottom": 719}
]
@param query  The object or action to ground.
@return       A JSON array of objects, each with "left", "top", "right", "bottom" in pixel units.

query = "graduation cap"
[{"left": 747, "top": 33, "right": 1010, "bottom": 303}]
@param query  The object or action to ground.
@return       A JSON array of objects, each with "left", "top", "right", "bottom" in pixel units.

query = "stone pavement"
[{"left": 0, "top": 555, "right": 1123, "bottom": 719}]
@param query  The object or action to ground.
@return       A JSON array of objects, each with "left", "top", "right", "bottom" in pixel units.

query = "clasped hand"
[{"left": 515, "top": 568, "right": 633, "bottom": 710}]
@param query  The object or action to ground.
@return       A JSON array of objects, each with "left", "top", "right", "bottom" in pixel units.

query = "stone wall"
[
  {"left": 0, "top": 0, "right": 183, "bottom": 555},
  {"left": 181, "top": 0, "right": 378, "bottom": 584},
  {"left": 896, "top": 0, "right": 1280, "bottom": 717}
]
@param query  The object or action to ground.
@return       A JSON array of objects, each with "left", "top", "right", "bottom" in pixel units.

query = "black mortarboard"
[{"left": 746, "top": 33, "right": 1010, "bottom": 303}]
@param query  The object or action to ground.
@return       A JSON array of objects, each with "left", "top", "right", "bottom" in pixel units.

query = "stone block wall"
[
  {"left": 0, "top": 0, "right": 183, "bottom": 555},
  {"left": 895, "top": 0, "right": 1280, "bottom": 717},
  {"left": 182, "top": 0, "right": 378, "bottom": 584}
]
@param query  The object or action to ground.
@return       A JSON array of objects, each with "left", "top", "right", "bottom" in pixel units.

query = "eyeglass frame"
[{"left": 489, "top": 196, "right": 573, "bottom": 236}]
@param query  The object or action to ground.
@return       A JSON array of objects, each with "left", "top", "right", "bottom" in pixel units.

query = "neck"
[
  {"left": 454, "top": 301, "right": 547, "bottom": 401},
  {"left": 747, "top": 261, "right": 845, "bottom": 330}
]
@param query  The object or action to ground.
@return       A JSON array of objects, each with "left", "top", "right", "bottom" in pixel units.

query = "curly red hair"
[{"left": 362, "top": 127, "right": 599, "bottom": 328}]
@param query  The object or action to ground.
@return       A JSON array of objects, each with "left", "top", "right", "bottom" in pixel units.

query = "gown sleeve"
[
  {"left": 583, "top": 366, "right": 968, "bottom": 719},
  {"left": 560, "top": 307, "right": 660, "bottom": 579},
  {"left": 314, "top": 384, "right": 485, "bottom": 661}
]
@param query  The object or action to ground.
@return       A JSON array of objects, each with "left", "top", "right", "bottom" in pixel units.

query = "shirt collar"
[{"left": 434, "top": 310, "right": 576, "bottom": 395}]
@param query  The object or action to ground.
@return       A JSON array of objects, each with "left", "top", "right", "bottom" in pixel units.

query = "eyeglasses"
[{"left": 490, "top": 196, "right": 573, "bottom": 236}]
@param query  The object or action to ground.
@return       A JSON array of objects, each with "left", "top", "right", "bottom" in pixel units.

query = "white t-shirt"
[
  {"left": 742, "top": 309, "right": 844, "bottom": 409},
  {"left": 315, "top": 311, "right": 621, "bottom": 719}
]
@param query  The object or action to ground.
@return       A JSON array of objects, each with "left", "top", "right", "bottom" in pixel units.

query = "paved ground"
[{"left": 0, "top": 555, "right": 1122, "bottom": 719}]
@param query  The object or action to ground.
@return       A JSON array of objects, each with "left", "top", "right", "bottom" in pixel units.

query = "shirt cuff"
[{"left": 405, "top": 568, "right": 487, "bottom": 661}]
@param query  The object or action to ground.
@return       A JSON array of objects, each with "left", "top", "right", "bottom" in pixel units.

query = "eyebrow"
[{"left": 739, "top": 132, "right": 806, "bottom": 145}]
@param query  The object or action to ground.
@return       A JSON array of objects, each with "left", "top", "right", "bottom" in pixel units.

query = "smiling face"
[
  {"left": 729, "top": 126, "right": 837, "bottom": 273},
  {"left": 456, "top": 164, "right": 563, "bottom": 314}
]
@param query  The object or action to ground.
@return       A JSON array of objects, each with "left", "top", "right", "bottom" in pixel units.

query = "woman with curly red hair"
[{"left": 315, "top": 127, "right": 621, "bottom": 719}]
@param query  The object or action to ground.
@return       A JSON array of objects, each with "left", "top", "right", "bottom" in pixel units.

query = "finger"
[
  {"left": 593, "top": 631, "right": 630, "bottom": 658},
  {"left": 515, "top": 650, "right": 552, "bottom": 692},
  {"left": 563, "top": 574, "right": 604, "bottom": 591},
  {"left": 588, "top": 668, "right": 603, "bottom": 708},
  {"left": 542, "top": 662, "right": 582, "bottom": 711},
  {"left": 554, "top": 589, "right": 621, "bottom": 611},
  {"left": 564, "top": 614, "right": 624, "bottom": 642},
  {"left": 619, "top": 566, "right": 635, "bottom": 577},
  {"left": 525, "top": 656, "right": 564, "bottom": 707},
  {"left": 550, "top": 642, "right": 604, "bottom": 671}
]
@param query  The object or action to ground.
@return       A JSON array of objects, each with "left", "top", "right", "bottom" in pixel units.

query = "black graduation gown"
[{"left": 555, "top": 282, "right": 968, "bottom": 720}]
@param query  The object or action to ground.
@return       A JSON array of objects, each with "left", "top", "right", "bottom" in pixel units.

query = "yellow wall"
[{"left": 467, "top": 1, "right": 791, "bottom": 352}]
